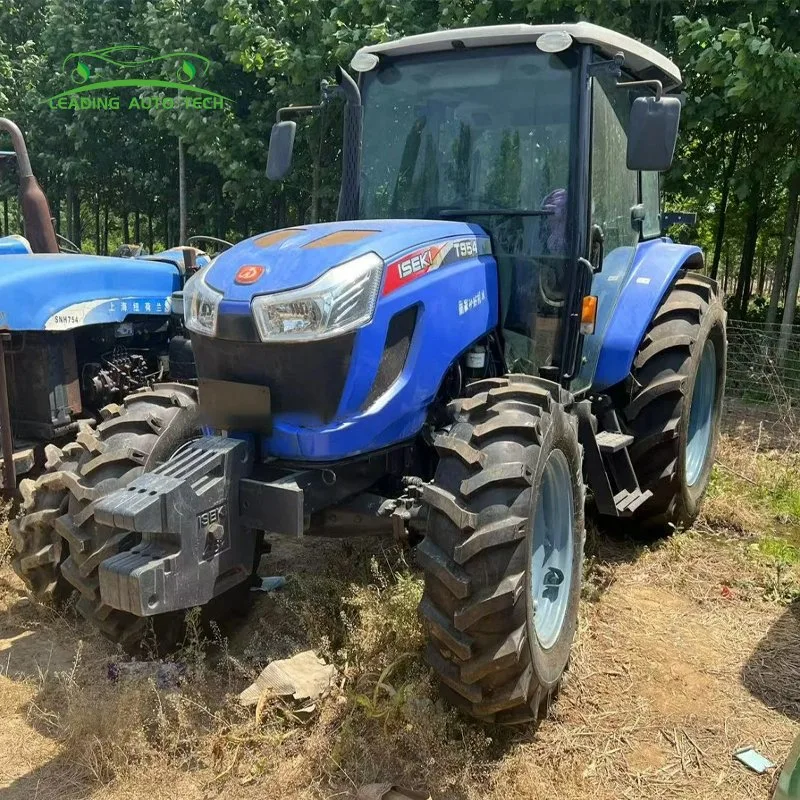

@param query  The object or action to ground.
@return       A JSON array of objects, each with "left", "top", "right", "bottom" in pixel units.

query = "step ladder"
[{"left": 576, "top": 401, "right": 653, "bottom": 517}]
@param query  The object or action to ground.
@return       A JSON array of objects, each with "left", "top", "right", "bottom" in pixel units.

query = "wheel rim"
[
  {"left": 530, "top": 449, "right": 574, "bottom": 650},
  {"left": 685, "top": 338, "right": 718, "bottom": 487}
]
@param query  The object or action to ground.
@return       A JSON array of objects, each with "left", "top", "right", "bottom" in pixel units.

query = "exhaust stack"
[{"left": 0, "top": 118, "right": 59, "bottom": 254}]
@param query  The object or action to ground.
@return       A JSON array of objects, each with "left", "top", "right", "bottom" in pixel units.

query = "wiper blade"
[{"left": 437, "top": 208, "right": 554, "bottom": 218}]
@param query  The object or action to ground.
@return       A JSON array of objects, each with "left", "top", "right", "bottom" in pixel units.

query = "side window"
[
  {"left": 591, "top": 74, "right": 639, "bottom": 262},
  {"left": 641, "top": 171, "right": 661, "bottom": 238}
]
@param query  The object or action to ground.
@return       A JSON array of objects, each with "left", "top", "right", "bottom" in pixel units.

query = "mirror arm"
[
  {"left": 276, "top": 104, "right": 322, "bottom": 123},
  {"left": 587, "top": 52, "right": 624, "bottom": 79},
  {"left": 617, "top": 78, "right": 663, "bottom": 100},
  {"left": 275, "top": 79, "right": 338, "bottom": 122}
]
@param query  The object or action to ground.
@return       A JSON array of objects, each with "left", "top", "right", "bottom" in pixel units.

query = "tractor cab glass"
[{"left": 359, "top": 45, "right": 580, "bottom": 375}]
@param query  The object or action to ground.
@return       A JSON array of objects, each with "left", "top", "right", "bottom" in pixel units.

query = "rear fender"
[{"left": 592, "top": 239, "right": 704, "bottom": 391}]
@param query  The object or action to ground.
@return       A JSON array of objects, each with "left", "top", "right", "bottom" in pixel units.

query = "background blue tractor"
[
  {"left": 16, "top": 23, "right": 726, "bottom": 724},
  {"left": 0, "top": 117, "right": 203, "bottom": 600}
]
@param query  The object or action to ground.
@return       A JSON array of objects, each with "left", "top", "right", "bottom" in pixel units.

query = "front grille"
[
  {"left": 192, "top": 325, "right": 355, "bottom": 423},
  {"left": 363, "top": 306, "right": 417, "bottom": 409}
]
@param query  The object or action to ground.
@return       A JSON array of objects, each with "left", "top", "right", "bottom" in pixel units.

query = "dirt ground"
[{"left": 0, "top": 435, "right": 797, "bottom": 800}]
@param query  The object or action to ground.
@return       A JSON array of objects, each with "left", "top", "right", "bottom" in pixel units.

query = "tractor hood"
[
  {"left": 204, "top": 219, "right": 487, "bottom": 301},
  {"left": 0, "top": 253, "right": 181, "bottom": 331}
]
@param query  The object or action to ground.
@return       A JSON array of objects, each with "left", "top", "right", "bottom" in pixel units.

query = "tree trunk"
[
  {"left": 134, "top": 208, "right": 141, "bottom": 244},
  {"left": 777, "top": 207, "right": 800, "bottom": 362},
  {"left": 72, "top": 189, "right": 81, "bottom": 250},
  {"left": 767, "top": 170, "right": 800, "bottom": 326},
  {"left": 94, "top": 194, "right": 101, "bottom": 254},
  {"left": 310, "top": 116, "right": 324, "bottom": 224},
  {"left": 215, "top": 177, "right": 226, "bottom": 240},
  {"left": 162, "top": 202, "right": 169, "bottom": 249},
  {"left": 756, "top": 242, "right": 767, "bottom": 296},
  {"left": 147, "top": 211, "right": 154, "bottom": 253},
  {"left": 710, "top": 128, "right": 743, "bottom": 281},
  {"left": 103, "top": 204, "right": 109, "bottom": 254},
  {"left": 123, "top": 210, "right": 130, "bottom": 243},
  {"left": 2, "top": 197, "right": 7, "bottom": 236},
  {"left": 178, "top": 138, "right": 187, "bottom": 245},
  {"left": 53, "top": 193, "right": 60, "bottom": 235},
  {"left": 734, "top": 198, "right": 759, "bottom": 317},
  {"left": 723, "top": 240, "right": 731, "bottom": 294},
  {"left": 66, "top": 185, "right": 74, "bottom": 243}
]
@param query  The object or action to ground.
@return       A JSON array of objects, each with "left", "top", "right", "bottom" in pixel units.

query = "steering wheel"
[{"left": 535, "top": 255, "right": 567, "bottom": 309}]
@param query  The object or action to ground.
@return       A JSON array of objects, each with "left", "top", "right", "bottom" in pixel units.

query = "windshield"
[{"left": 359, "top": 45, "right": 579, "bottom": 374}]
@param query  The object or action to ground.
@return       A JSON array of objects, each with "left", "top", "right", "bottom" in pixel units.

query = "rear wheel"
[
  {"left": 622, "top": 272, "right": 726, "bottom": 529},
  {"left": 10, "top": 441, "right": 83, "bottom": 602},
  {"left": 55, "top": 384, "right": 200, "bottom": 646},
  {"left": 418, "top": 376, "right": 585, "bottom": 724}
]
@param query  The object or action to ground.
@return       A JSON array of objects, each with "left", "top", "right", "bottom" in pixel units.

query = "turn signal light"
[{"left": 581, "top": 295, "right": 598, "bottom": 335}]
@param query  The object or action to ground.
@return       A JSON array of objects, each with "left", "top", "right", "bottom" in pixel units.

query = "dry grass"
[
  {"left": 704, "top": 435, "right": 800, "bottom": 537},
  {"left": 0, "top": 437, "right": 797, "bottom": 799},
  {"left": 0, "top": 499, "right": 12, "bottom": 565}
]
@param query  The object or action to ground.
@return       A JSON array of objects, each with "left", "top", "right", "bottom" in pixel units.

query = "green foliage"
[{"left": 0, "top": 0, "right": 796, "bottom": 308}]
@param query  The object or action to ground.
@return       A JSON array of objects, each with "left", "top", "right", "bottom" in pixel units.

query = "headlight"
[
  {"left": 251, "top": 252, "right": 383, "bottom": 342},
  {"left": 184, "top": 269, "right": 223, "bottom": 336}
]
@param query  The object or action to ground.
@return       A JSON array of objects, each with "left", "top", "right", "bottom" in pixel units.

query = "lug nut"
[{"left": 208, "top": 522, "right": 225, "bottom": 541}]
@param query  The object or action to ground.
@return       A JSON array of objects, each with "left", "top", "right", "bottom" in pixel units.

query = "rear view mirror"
[
  {"left": 627, "top": 95, "right": 681, "bottom": 172},
  {"left": 266, "top": 121, "right": 297, "bottom": 181}
]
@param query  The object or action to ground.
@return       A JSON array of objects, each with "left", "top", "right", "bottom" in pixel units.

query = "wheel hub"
[
  {"left": 685, "top": 339, "right": 718, "bottom": 486},
  {"left": 530, "top": 449, "right": 574, "bottom": 650}
]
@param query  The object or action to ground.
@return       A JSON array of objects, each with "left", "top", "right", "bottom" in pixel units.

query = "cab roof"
[{"left": 355, "top": 22, "right": 681, "bottom": 90}]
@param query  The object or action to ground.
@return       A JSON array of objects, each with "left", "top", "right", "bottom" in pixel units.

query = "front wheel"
[{"left": 418, "top": 376, "right": 585, "bottom": 724}]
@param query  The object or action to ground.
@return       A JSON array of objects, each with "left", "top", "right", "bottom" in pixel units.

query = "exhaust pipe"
[{"left": 0, "top": 118, "right": 59, "bottom": 254}]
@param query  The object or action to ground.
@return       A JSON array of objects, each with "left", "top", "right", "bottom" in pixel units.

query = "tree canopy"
[{"left": 0, "top": 0, "right": 798, "bottom": 323}]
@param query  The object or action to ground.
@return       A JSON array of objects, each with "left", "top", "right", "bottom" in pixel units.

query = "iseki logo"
[{"left": 397, "top": 248, "right": 433, "bottom": 279}]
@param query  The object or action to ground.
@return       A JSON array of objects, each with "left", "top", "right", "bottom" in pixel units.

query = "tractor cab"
[{"left": 270, "top": 22, "right": 682, "bottom": 392}]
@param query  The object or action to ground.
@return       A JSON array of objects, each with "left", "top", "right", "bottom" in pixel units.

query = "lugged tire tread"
[
  {"left": 57, "top": 384, "right": 199, "bottom": 645},
  {"left": 10, "top": 446, "right": 81, "bottom": 603},
  {"left": 415, "top": 537, "right": 471, "bottom": 599},
  {"left": 419, "top": 375, "right": 584, "bottom": 725},
  {"left": 460, "top": 462, "right": 533, "bottom": 498},
  {"left": 453, "top": 516, "right": 527, "bottom": 565},
  {"left": 620, "top": 272, "right": 726, "bottom": 528}
]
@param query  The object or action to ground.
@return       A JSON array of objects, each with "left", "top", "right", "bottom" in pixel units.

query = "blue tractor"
[
  {"left": 24, "top": 24, "right": 726, "bottom": 723},
  {"left": 0, "top": 118, "right": 204, "bottom": 600}
]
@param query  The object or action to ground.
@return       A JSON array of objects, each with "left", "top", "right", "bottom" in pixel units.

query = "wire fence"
[{"left": 723, "top": 319, "right": 800, "bottom": 449}]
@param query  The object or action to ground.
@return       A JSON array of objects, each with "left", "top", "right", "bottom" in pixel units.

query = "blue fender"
[
  {"left": 0, "top": 253, "right": 181, "bottom": 331},
  {"left": 592, "top": 238, "right": 703, "bottom": 391}
]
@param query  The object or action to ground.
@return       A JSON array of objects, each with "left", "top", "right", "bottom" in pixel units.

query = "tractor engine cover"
[{"left": 187, "top": 220, "right": 500, "bottom": 461}]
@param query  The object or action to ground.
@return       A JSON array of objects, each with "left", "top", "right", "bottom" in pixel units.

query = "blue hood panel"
[
  {"left": 0, "top": 254, "right": 181, "bottom": 331},
  {"left": 205, "top": 219, "right": 487, "bottom": 301}
]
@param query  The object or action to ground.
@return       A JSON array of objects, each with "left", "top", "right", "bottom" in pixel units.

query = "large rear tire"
[
  {"left": 418, "top": 376, "right": 585, "bottom": 724},
  {"left": 10, "top": 441, "right": 84, "bottom": 603},
  {"left": 621, "top": 272, "right": 726, "bottom": 530},
  {"left": 55, "top": 384, "right": 200, "bottom": 646}
]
